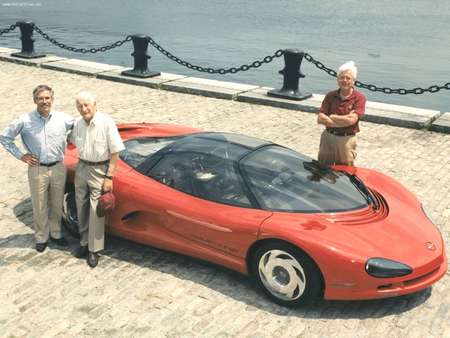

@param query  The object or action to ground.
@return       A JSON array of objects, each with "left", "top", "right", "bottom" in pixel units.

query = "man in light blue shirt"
[{"left": 0, "top": 85, "right": 75, "bottom": 252}]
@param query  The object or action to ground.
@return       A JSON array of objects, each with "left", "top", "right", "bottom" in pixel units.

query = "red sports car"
[{"left": 63, "top": 123, "right": 447, "bottom": 307}]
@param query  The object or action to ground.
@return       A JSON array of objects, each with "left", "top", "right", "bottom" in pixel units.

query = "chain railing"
[
  {"left": 33, "top": 25, "right": 132, "bottom": 54},
  {"left": 0, "top": 24, "right": 17, "bottom": 36},
  {"left": 1, "top": 22, "right": 449, "bottom": 97},
  {"left": 147, "top": 36, "right": 284, "bottom": 74},
  {"left": 304, "top": 52, "right": 450, "bottom": 95}
]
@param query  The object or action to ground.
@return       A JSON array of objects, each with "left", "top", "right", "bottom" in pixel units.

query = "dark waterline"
[{"left": 1, "top": 0, "right": 449, "bottom": 112}]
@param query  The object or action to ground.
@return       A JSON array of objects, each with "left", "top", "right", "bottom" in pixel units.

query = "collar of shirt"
[
  {"left": 33, "top": 109, "right": 53, "bottom": 120},
  {"left": 335, "top": 88, "right": 356, "bottom": 101}
]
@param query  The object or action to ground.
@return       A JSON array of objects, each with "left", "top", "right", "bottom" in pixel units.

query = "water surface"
[{"left": 1, "top": 0, "right": 449, "bottom": 111}]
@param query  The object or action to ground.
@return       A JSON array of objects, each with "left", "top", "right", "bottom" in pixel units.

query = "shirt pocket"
[{"left": 94, "top": 140, "right": 108, "bottom": 158}]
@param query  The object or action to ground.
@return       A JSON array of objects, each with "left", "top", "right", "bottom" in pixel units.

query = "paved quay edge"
[{"left": 0, "top": 46, "right": 448, "bottom": 134}]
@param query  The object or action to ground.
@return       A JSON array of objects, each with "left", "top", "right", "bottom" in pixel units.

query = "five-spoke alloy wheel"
[{"left": 251, "top": 242, "right": 323, "bottom": 306}]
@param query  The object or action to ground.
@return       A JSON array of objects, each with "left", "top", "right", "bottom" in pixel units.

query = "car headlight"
[
  {"left": 421, "top": 203, "right": 436, "bottom": 225},
  {"left": 365, "top": 258, "right": 412, "bottom": 278}
]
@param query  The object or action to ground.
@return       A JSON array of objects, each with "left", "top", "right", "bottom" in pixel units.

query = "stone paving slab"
[
  {"left": 431, "top": 112, "right": 450, "bottom": 134},
  {"left": 236, "top": 87, "right": 322, "bottom": 113},
  {"left": 40, "top": 58, "right": 126, "bottom": 76},
  {"left": 161, "top": 77, "right": 260, "bottom": 100},
  {"left": 0, "top": 47, "right": 19, "bottom": 53},
  {"left": 0, "top": 48, "right": 67, "bottom": 67},
  {"left": 0, "top": 60, "right": 449, "bottom": 338},
  {"left": 98, "top": 70, "right": 188, "bottom": 89}
]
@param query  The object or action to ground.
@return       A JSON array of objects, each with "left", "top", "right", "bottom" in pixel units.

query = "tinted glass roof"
[
  {"left": 190, "top": 132, "right": 272, "bottom": 149},
  {"left": 164, "top": 132, "right": 273, "bottom": 161}
]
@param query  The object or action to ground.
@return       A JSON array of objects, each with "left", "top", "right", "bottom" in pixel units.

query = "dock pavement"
[{"left": 0, "top": 53, "right": 449, "bottom": 338}]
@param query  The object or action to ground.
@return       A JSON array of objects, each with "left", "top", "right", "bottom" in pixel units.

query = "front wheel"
[
  {"left": 62, "top": 191, "right": 80, "bottom": 239},
  {"left": 251, "top": 242, "right": 323, "bottom": 307}
]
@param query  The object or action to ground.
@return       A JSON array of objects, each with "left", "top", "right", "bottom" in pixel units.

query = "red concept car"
[{"left": 63, "top": 123, "right": 447, "bottom": 307}]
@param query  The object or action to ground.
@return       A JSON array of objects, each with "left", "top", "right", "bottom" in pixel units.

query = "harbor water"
[{"left": 0, "top": 0, "right": 449, "bottom": 111}]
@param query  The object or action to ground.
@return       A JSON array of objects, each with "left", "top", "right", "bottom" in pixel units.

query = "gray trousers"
[
  {"left": 28, "top": 162, "right": 66, "bottom": 243},
  {"left": 74, "top": 162, "right": 107, "bottom": 253}
]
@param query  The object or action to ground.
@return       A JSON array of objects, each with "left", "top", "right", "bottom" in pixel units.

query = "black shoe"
[
  {"left": 35, "top": 242, "right": 47, "bottom": 253},
  {"left": 50, "top": 236, "right": 69, "bottom": 246},
  {"left": 87, "top": 252, "right": 99, "bottom": 268},
  {"left": 75, "top": 245, "right": 88, "bottom": 258}
]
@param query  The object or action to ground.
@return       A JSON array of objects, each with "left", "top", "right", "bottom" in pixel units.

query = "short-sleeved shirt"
[
  {"left": 319, "top": 88, "right": 366, "bottom": 134},
  {"left": 70, "top": 112, "right": 125, "bottom": 162}
]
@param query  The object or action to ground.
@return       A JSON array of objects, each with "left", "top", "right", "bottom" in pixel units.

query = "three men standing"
[
  {"left": 317, "top": 61, "right": 367, "bottom": 166},
  {"left": 0, "top": 85, "right": 74, "bottom": 252},
  {"left": 69, "top": 91, "right": 124, "bottom": 268}
]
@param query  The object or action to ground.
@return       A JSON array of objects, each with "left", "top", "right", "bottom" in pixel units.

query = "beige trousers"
[
  {"left": 318, "top": 130, "right": 357, "bottom": 166},
  {"left": 74, "top": 161, "right": 107, "bottom": 253},
  {"left": 27, "top": 162, "right": 66, "bottom": 243}
]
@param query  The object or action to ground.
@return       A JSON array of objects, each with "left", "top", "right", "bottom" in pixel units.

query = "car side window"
[
  {"left": 148, "top": 152, "right": 252, "bottom": 208},
  {"left": 120, "top": 137, "right": 180, "bottom": 170}
]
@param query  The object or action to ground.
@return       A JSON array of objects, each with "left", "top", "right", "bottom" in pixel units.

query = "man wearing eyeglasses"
[{"left": 0, "top": 85, "right": 74, "bottom": 252}]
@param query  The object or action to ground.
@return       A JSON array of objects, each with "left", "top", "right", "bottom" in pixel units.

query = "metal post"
[
  {"left": 11, "top": 21, "right": 46, "bottom": 59},
  {"left": 267, "top": 49, "right": 311, "bottom": 100},
  {"left": 121, "top": 35, "right": 160, "bottom": 78}
]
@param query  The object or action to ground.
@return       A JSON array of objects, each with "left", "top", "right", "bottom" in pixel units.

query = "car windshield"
[{"left": 240, "top": 145, "right": 369, "bottom": 213}]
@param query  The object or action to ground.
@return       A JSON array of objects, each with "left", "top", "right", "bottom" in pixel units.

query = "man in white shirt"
[
  {"left": 69, "top": 91, "right": 124, "bottom": 268},
  {"left": 0, "top": 85, "right": 74, "bottom": 252}
]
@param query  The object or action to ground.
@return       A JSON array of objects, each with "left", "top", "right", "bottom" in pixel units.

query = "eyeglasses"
[{"left": 36, "top": 96, "right": 52, "bottom": 102}]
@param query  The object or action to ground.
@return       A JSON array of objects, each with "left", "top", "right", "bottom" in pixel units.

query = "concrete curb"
[{"left": 0, "top": 47, "right": 447, "bottom": 133}]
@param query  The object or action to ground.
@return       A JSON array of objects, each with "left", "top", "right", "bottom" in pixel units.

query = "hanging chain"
[
  {"left": 304, "top": 52, "right": 450, "bottom": 95},
  {"left": 33, "top": 25, "right": 132, "bottom": 53},
  {"left": 147, "top": 36, "right": 284, "bottom": 74},
  {"left": 0, "top": 24, "right": 17, "bottom": 36},
  {"left": 2, "top": 23, "right": 449, "bottom": 94}
]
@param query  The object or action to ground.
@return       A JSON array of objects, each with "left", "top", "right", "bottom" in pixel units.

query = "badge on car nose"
[{"left": 425, "top": 242, "right": 436, "bottom": 251}]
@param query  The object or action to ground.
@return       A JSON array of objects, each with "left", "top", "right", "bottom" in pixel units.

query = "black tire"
[
  {"left": 251, "top": 241, "right": 323, "bottom": 307},
  {"left": 62, "top": 191, "right": 80, "bottom": 239}
]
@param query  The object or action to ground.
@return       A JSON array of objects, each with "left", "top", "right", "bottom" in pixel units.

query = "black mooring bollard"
[
  {"left": 267, "top": 49, "right": 311, "bottom": 100},
  {"left": 122, "top": 35, "right": 160, "bottom": 78},
  {"left": 11, "top": 21, "right": 46, "bottom": 59}
]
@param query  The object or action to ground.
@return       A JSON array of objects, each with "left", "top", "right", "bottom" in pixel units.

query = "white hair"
[
  {"left": 338, "top": 61, "right": 357, "bottom": 79},
  {"left": 75, "top": 91, "right": 96, "bottom": 104}
]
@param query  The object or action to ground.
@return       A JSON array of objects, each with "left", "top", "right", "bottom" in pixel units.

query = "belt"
[
  {"left": 39, "top": 161, "right": 60, "bottom": 167},
  {"left": 327, "top": 130, "right": 355, "bottom": 137},
  {"left": 79, "top": 159, "right": 109, "bottom": 166}
]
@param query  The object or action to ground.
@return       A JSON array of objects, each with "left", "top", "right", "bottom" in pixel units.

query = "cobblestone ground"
[{"left": 0, "top": 61, "right": 449, "bottom": 338}]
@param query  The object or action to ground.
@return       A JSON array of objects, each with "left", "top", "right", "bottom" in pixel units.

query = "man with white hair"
[
  {"left": 69, "top": 91, "right": 124, "bottom": 268},
  {"left": 317, "top": 61, "right": 367, "bottom": 166}
]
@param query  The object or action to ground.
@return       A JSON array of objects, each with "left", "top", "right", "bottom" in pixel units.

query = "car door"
[{"left": 110, "top": 150, "right": 272, "bottom": 273}]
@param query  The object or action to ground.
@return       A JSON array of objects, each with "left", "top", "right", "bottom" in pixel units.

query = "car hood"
[{"left": 260, "top": 167, "right": 445, "bottom": 268}]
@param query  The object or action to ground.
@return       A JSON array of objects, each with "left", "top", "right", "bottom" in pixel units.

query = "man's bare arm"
[
  {"left": 328, "top": 111, "right": 359, "bottom": 127},
  {"left": 317, "top": 112, "right": 340, "bottom": 127}
]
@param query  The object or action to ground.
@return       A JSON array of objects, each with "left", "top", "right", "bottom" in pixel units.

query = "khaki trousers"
[
  {"left": 28, "top": 162, "right": 66, "bottom": 243},
  {"left": 318, "top": 130, "right": 357, "bottom": 166},
  {"left": 74, "top": 161, "right": 107, "bottom": 253}
]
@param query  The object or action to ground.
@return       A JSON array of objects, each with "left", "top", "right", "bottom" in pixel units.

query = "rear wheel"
[
  {"left": 62, "top": 191, "right": 80, "bottom": 239},
  {"left": 251, "top": 242, "right": 323, "bottom": 307}
]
